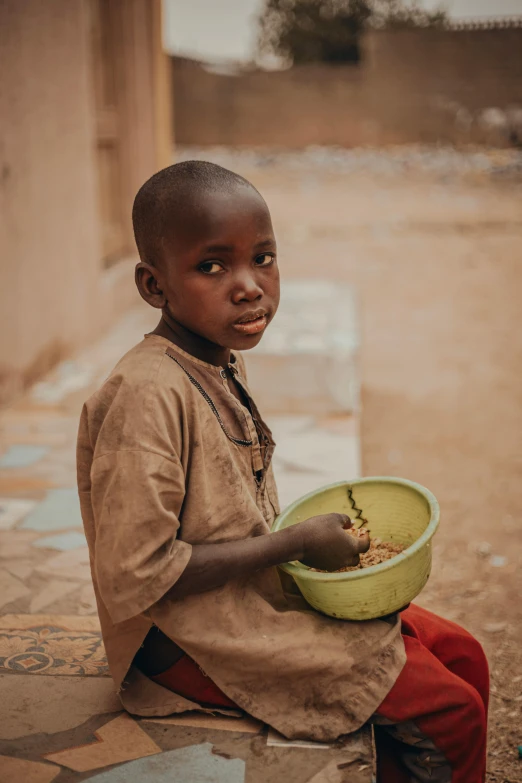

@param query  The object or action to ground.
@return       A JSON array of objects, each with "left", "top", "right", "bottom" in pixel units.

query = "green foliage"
[
  {"left": 371, "top": 0, "right": 448, "bottom": 29},
  {"left": 257, "top": 0, "right": 448, "bottom": 65}
]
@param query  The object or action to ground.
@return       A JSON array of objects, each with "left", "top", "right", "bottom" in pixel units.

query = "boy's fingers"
[{"left": 356, "top": 532, "right": 371, "bottom": 553}]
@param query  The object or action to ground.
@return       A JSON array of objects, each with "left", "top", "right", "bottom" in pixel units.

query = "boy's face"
[{"left": 138, "top": 185, "right": 280, "bottom": 353}]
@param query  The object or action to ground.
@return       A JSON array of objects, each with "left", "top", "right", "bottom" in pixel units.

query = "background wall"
[
  {"left": 0, "top": 0, "right": 168, "bottom": 404},
  {"left": 172, "top": 26, "right": 522, "bottom": 148},
  {"left": 0, "top": 0, "right": 102, "bottom": 400}
]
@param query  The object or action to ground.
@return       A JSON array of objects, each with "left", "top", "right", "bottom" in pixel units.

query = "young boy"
[{"left": 77, "top": 161, "right": 489, "bottom": 782}]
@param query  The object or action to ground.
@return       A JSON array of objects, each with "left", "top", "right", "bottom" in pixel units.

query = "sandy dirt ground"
[{"left": 224, "top": 155, "right": 522, "bottom": 781}]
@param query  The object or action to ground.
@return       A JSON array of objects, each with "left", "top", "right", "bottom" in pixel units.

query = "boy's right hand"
[
  {"left": 297, "top": 513, "right": 370, "bottom": 571},
  {"left": 166, "top": 511, "right": 371, "bottom": 601}
]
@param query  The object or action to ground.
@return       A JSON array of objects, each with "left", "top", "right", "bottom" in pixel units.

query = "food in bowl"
[
  {"left": 311, "top": 526, "right": 405, "bottom": 572},
  {"left": 271, "top": 478, "right": 440, "bottom": 620}
]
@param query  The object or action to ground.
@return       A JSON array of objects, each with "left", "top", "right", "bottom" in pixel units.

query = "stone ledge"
[{"left": 244, "top": 281, "right": 359, "bottom": 416}]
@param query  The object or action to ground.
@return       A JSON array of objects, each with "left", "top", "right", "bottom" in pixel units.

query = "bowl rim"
[{"left": 272, "top": 476, "right": 440, "bottom": 582}]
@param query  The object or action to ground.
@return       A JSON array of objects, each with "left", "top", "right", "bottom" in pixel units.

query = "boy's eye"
[
  {"left": 199, "top": 261, "right": 224, "bottom": 275},
  {"left": 255, "top": 253, "right": 275, "bottom": 267}
]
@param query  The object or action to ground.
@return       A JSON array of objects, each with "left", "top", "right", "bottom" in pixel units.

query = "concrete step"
[
  {"left": 244, "top": 280, "right": 360, "bottom": 416},
  {"left": 267, "top": 414, "right": 360, "bottom": 510}
]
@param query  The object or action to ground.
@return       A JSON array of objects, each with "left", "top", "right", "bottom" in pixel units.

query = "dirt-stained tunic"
[{"left": 77, "top": 334, "right": 405, "bottom": 742}]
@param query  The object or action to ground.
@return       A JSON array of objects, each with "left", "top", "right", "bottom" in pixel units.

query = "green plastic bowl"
[{"left": 272, "top": 477, "right": 440, "bottom": 620}]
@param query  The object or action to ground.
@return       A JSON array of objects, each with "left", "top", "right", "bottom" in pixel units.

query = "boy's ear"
[{"left": 135, "top": 262, "right": 167, "bottom": 309}]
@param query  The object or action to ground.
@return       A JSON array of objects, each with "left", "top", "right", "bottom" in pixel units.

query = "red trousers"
[
  {"left": 152, "top": 604, "right": 489, "bottom": 783},
  {"left": 375, "top": 604, "right": 488, "bottom": 783}
]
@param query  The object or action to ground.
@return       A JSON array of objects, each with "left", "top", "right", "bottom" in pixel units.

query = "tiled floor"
[{"left": 0, "top": 305, "right": 369, "bottom": 782}]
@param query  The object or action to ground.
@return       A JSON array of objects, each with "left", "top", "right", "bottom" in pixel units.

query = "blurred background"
[{"left": 1, "top": 2, "right": 522, "bottom": 781}]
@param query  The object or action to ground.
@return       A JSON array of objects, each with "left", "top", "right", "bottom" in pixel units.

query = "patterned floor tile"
[
  {"left": 28, "top": 445, "right": 78, "bottom": 486},
  {"left": 0, "top": 428, "right": 67, "bottom": 447},
  {"left": 0, "top": 672, "right": 120, "bottom": 740},
  {"left": 3, "top": 559, "right": 35, "bottom": 580},
  {"left": 0, "top": 755, "right": 60, "bottom": 783},
  {"left": 77, "top": 583, "right": 98, "bottom": 615},
  {"left": 35, "top": 548, "right": 92, "bottom": 581},
  {"left": 0, "top": 614, "right": 101, "bottom": 632},
  {"left": 0, "top": 445, "right": 50, "bottom": 469},
  {"left": 31, "top": 361, "right": 93, "bottom": 405},
  {"left": 86, "top": 742, "right": 245, "bottom": 783},
  {"left": 0, "top": 498, "right": 37, "bottom": 530},
  {"left": 0, "top": 409, "right": 71, "bottom": 429},
  {"left": 29, "top": 579, "right": 81, "bottom": 613},
  {"left": 0, "top": 616, "right": 108, "bottom": 676},
  {"left": 0, "top": 569, "right": 31, "bottom": 610},
  {"left": 0, "top": 530, "right": 41, "bottom": 559},
  {"left": 144, "top": 713, "right": 263, "bottom": 734},
  {"left": 21, "top": 489, "right": 82, "bottom": 532},
  {"left": 0, "top": 477, "right": 55, "bottom": 493},
  {"left": 44, "top": 713, "right": 161, "bottom": 772},
  {"left": 32, "top": 531, "right": 87, "bottom": 551}
]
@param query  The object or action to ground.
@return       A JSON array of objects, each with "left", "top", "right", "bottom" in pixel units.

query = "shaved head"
[
  {"left": 133, "top": 159, "right": 279, "bottom": 361},
  {"left": 132, "top": 160, "right": 260, "bottom": 267}
]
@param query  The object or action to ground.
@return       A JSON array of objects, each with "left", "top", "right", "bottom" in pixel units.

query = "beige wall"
[
  {"left": 172, "top": 27, "right": 522, "bottom": 148},
  {"left": 0, "top": 0, "right": 168, "bottom": 404}
]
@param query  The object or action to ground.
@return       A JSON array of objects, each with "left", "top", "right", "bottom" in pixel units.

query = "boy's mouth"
[{"left": 232, "top": 309, "right": 268, "bottom": 335}]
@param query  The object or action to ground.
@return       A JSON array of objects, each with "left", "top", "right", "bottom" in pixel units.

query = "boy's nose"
[{"left": 231, "top": 273, "right": 263, "bottom": 303}]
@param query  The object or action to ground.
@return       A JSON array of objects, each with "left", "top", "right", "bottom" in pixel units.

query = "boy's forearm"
[{"left": 166, "top": 525, "right": 304, "bottom": 600}]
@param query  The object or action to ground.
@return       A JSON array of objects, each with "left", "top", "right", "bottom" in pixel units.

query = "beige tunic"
[{"left": 77, "top": 334, "right": 405, "bottom": 742}]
